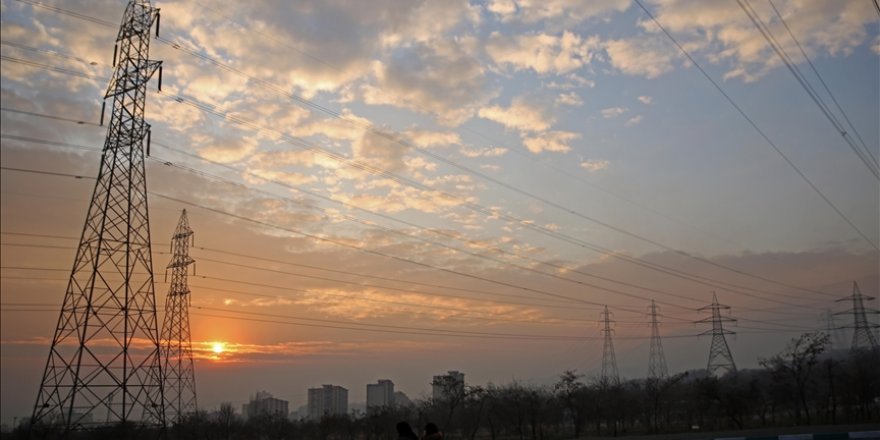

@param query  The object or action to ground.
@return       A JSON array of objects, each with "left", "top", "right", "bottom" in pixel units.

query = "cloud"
[
  {"left": 361, "top": 39, "right": 493, "bottom": 125},
  {"left": 459, "top": 146, "right": 509, "bottom": 158},
  {"left": 556, "top": 92, "right": 584, "bottom": 107},
  {"left": 195, "top": 133, "right": 260, "bottom": 163},
  {"left": 522, "top": 131, "right": 580, "bottom": 154},
  {"left": 351, "top": 129, "right": 410, "bottom": 172},
  {"left": 403, "top": 129, "right": 462, "bottom": 148},
  {"left": 487, "top": 0, "right": 630, "bottom": 24},
  {"left": 601, "top": 106, "right": 628, "bottom": 119},
  {"left": 486, "top": 31, "right": 600, "bottom": 75},
  {"left": 638, "top": 95, "right": 653, "bottom": 104},
  {"left": 380, "top": 0, "right": 481, "bottom": 47},
  {"left": 580, "top": 159, "right": 610, "bottom": 171},
  {"left": 605, "top": 37, "right": 679, "bottom": 78},
  {"left": 625, "top": 115, "right": 644, "bottom": 126},
  {"left": 638, "top": 0, "right": 876, "bottom": 81},
  {"left": 478, "top": 97, "right": 553, "bottom": 132}
]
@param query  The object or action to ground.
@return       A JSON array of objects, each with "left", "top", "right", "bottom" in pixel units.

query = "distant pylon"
[
  {"left": 600, "top": 305, "right": 619, "bottom": 384},
  {"left": 161, "top": 210, "right": 198, "bottom": 423},
  {"left": 696, "top": 293, "right": 737, "bottom": 377},
  {"left": 31, "top": 0, "right": 165, "bottom": 432},
  {"left": 647, "top": 300, "right": 669, "bottom": 380},
  {"left": 835, "top": 281, "right": 879, "bottom": 350}
]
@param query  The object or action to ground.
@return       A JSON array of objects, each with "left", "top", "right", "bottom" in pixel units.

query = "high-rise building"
[
  {"left": 366, "top": 380, "right": 395, "bottom": 410},
  {"left": 242, "top": 391, "right": 288, "bottom": 420},
  {"left": 307, "top": 385, "right": 348, "bottom": 420},
  {"left": 432, "top": 371, "right": 465, "bottom": 401}
]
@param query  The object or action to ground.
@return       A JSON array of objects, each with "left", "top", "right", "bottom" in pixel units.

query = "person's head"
[
  {"left": 425, "top": 423, "right": 439, "bottom": 436},
  {"left": 397, "top": 421, "right": 415, "bottom": 437}
]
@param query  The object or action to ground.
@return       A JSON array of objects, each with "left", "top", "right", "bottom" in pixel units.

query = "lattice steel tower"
[
  {"left": 697, "top": 293, "right": 737, "bottom": 377},
  {"left": 161, "top": 210, "right": 197, "bottom": 423},
  {"left": 647, "top": 300, "right": 669, "bottom": 380},
  {"left": 32, "top": 0, "right": 164, "bottom": 431},
  {"left": 600, "top": 306, "right": 619, "bottom": 384},
  {"left": 835, "top": 281, "right": 879, "bottom": 350}
]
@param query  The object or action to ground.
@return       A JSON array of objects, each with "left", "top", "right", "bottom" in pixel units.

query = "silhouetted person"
[
  {"left": 423, "top": 422, "right": 443, "bottom": 440},
  {"left": 396, "top": 421, "right": 418, "bottom": 440}
]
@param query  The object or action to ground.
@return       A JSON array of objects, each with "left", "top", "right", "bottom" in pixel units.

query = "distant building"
[
  {"left": 394, "top": 391, "right": 413, "bottom": 408},
  {"left": 308, "top": 385, "right": 348, "bottom": 420},
  {"left": 432, "top": 370, "right": 465, "bottom": 401},
  {"left": 242, "top": 391, "right": 288, "bottom": 420},
  {"left": 366, "top": 379, "right": 395, "bottom": 410}
]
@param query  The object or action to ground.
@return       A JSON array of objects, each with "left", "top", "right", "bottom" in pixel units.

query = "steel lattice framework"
[
  {"left": 31, "top": 0, "right": 164, "bottom": 432},
  {"left": 647, "top": 300, "right": 669, "bottom": 380},
  {"left": 836, "top": 281, "right": 879, "bottom": 350},
  {"left": 600, "top": 305, "right": 619, "bottom": 384},
  {"left": 160, "top": 210, "right": 197, "bottom": 423},
  {"left": 697, "top": 293, "right": 737, "bottom": 377}
]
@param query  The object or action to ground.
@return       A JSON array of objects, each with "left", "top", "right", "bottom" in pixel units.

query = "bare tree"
[{"left": 759, "top": 332, "right": 830, "bottom": 424}]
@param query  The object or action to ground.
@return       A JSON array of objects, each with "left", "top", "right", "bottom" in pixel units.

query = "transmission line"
[
  {"left": 1, "top": 59, "right": 843, "bottom": 304},
  {"left": 632, "top": 0, "right": 878, "bottom": 251},
  {"left": 735, "top": 0, "right": 879, "bottom": 178},
  {"left": 0, "top": 131, "right": 838, "bottom": 314}
]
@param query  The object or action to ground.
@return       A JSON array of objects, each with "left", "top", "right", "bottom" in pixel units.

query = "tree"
[
  {"left": 759, "top": 332, "right": 829, "bottom": 424},
  {"left": 553, "top": 370, "right": 585, "bottom": 437}
]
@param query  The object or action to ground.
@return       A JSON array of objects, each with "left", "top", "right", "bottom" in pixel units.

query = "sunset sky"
[{"left": 1, "top": 0, "right": 878, "bottom": 423}]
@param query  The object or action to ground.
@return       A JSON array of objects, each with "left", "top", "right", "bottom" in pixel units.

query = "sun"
[{"left": 211, "top": 342, "right": 226, "bottom": 354}]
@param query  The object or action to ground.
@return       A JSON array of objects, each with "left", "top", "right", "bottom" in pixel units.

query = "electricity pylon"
[
  {"left": 31, "top": 0, "right": 164, "bottom": 432},
  {"left": 161, "top": 210, "right": 197, "bottom": 423},
  {"left": 696, "top": 292, "right": 737, "bottom": 377},
  {"left": 647, "top": 300, "right": 668, "bottom": 380},
  {"left": 835, "top": 281, "right": 879, "bottom": 350},
  {"left": 600, "top": 306, "right": 619, "bottom": 384}
]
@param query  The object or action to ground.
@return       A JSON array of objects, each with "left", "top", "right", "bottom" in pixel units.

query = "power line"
[
  {"left": 735, "top": 0, "right": 879, "bottom": 178},
  {"left": 146, "top": 43, "right": 860, "bottom": 293},
  {"left": 632, "top": 0, "right": 878, "bottom": 251},
  {"left": 2, "top": 165, "right": 698, "bottom": 321},
  {"left": 1, "top": 130, "right": 838, "bottom": 313},
  {"left": 766, "top": 0, "right": 877, "bottom": 167},
  {"left": 6, "top": 5, "right": 857, "bottom": 298},
  {"left": 1, "top": 53, "right": 843, "bottom": 304},
  {"left": 0, "top": 136, "right": 836, "bottom": 310}
]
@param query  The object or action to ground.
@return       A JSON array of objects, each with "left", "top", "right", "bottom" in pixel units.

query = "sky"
[{"left": 1, "top": 0, "right": 878, "bottom": 423}]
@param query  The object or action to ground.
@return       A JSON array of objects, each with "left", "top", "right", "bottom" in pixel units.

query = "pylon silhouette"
[
  {"left": 31, "top": 0, "right": 164, "bottom": 432},
  {"left": 161, "top": 210, "right": 198, "bottom": 423},
  {"left": 647, "top": 300, "right": 668, "bottom": 380},
  {"left": 600, "top": 305, "right": 619, "bottom": 384},
  {"left": 835, "top": 281, "right": 879, "bottom": 350},
  {"left": 696, "top": 292, "right": 737, "bottom": 377}
]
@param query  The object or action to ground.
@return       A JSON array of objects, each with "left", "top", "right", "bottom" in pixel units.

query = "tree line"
[{"left": 11, "top": 333, "right": 880, "bottom": 440}]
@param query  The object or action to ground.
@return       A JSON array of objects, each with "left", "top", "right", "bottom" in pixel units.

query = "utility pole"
[
  {"left": 647, "top": 300, "right": 669, "bottom": 380},
  {"left": 31, "top": 0, "right": 164, "bottom": 433},
  {"left": 600, "top": 305, "right": 619, "bottom": 384},
  {"left": 161, "top": 210, "right": 198, "bottom": 423},
  {"left": 696, "top": 292, "right": 737, "bottom": 377},
  {"left": 835, "top": 281, "right": 879, "bottom": 350}
]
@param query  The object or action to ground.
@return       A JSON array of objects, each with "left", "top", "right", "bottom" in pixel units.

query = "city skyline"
[{"left": 1, "top": 0, "right": 878, "bottom": 428}]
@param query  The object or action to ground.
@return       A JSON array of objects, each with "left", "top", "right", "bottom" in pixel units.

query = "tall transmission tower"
[
  {"left": 696, "top": 293, "right": 737, "bottom": 377},
  {"left": 161, "top": 210, "right": 197, "bottom": 423},
  {"left": 835, "top": 281, "right": 879, "bottom": 350},
  {"left": 600, "top": 306, "right": 620, "bottom": 384},
  {"left": 31, "top": 0, "right": 165, "bottom": 432},
  {"left": 647, "top": 300, "right": 669, "bottom": 380}
]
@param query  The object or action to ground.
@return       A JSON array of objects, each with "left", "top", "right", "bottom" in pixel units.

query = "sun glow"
[{"left": 211, "top": 342, "right": 226, "bottom": 354}]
